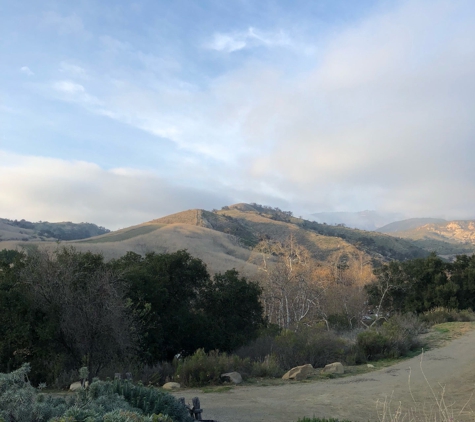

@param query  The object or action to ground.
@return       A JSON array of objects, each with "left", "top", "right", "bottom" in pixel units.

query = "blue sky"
[{"left": 2, "top": 0, "right": 475, "bottom": 229}]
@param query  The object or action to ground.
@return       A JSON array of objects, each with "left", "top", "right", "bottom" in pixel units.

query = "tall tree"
[
  {"left": 199, "top": 269, "right": 265, "bottom": 352},
  {"left": 20, "top": 247, "right": 135, "bottom": 381}
]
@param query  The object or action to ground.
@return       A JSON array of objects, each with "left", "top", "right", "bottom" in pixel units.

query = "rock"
[
  {"left": 367, "top": 364, "right": 375, "bottom": 368},
  {"left": 221, "top": 371, "right": 243, "bottom": 384},
  {"left": 162, "top": 382, "right": 181, "bottom": 390},
  {"left": 69, "top": 381, "right": 89, "bottom": 391},
  {"left": 282, "top": 364, "right": 313, "bottom": 381},
  {"left": 321, "top": 362, "right": 344, "bottom": 375}
]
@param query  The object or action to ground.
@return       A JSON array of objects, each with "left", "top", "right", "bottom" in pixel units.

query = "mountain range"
[{"left": 1, "top": 204, "right": 474, "bottom": 276}]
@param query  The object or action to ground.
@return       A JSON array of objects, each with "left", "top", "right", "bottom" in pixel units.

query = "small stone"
[{"left": 367, "top": 364, "right": 375, "bottom": 368}]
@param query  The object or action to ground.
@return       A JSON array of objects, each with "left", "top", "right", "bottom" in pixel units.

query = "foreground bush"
[
  {"left": 0, "top": 364, "right": 191, "bottom": 422},
  {"left": 420, "top": 307, "right": 475, "bottom": 325},
  {"left": 237, "top": 325, "right": 354, "bottom": 369},
  {"left": 175, "top": 349, "right": 252, "bottom": 387},
  {"left": 175, "top": 348, "right": 283, "bottom": 387},
  {"left": 357, "top": 314, "right": 423, "bottom": 361}
]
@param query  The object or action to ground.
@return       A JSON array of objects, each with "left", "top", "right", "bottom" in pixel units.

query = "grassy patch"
[
  {"left": 201, "top": 386, "right": 233, "bottom": 393},
  {"left": 422, "top": 321, "right": 475, "bottom": 348},
  {"left": 80, "top": 225, "right": 161, "bottom": 243}
]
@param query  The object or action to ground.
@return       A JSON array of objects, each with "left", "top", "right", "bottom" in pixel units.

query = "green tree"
[
  {"left": 116, "top": 250, "right": 210, "bottom": 361},
  {"left": 20, "top": 247, "right": 135, "bottom": 381},
  {"left": 199, "top": 269, "right": 265, "bottom": 352}
]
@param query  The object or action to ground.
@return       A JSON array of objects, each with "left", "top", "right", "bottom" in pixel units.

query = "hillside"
[
  {"left": 377, "top": 219, "right": 475, "bottom": 255},
  {"left": 0, "top": 204, "right": 430, "bottom": 276},
  {"left": 0, "top": 218, "right": 110, "bottom": 242},
  {"left": 377, "top": 218, "right": 447, "bottom": 233},
  {"left": 309, "top": 210, "right": 405, "bottom": 230}
]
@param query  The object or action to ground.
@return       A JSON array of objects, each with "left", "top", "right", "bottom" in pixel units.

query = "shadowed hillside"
[{"left": 0, "top": 218, "right": 109, "bottom": 242}]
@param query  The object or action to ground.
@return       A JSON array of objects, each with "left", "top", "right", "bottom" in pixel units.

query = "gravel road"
[{"left": 174, "top": 330, "right": 475, "bottom": 422}]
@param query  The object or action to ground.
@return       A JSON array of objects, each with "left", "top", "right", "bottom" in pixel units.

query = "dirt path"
[{"left": 174, "top": 330, "right": 475, "bottom": 422}]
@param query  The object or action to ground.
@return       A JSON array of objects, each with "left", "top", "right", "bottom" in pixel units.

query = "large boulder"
[
  {"left": 162, "top": 382, "right": 181, "bottom": 390},
  {"left": 221, "top": 372, "right": 243, "bottom": 384},
  {"left": 69, "top": 381, "right": 89, "bottom": 391},
  {"left": 321, "top": 362, "right": 344, "bottom": 375},
  {"left": 282, "top": 364, "right": 313, "bottom": 381}
]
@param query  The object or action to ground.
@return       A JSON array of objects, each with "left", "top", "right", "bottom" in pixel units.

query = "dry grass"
[
  {"left": 376, "top": 351, "right": 475, "bottom": 422},
  {"left": 421, "top": 322, "right": 475, "bottom": 349},
  {"left": 1, "top": 223, "right": 261, "bottom": 276}
]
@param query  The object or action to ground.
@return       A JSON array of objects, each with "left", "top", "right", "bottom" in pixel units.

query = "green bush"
[
  {"left": 357, "top": 314, "right": 423, "bottom": 361},
  {"left": 87, "top": 380, "right": 192, "bottom": 422},
  {"left": 420, "top": 307, "right": 475, "bottom": 325},
  {"left": 356, "top": 330, "right": 390, "bottom": 360},
  {"left": 273, "top": 327, "right": 351, "bottom": 369},
  {"left": 175, "top": 349, "right": 253, "bottom": 387},
  {"left": 102, "top": 410, "right": 173, "bottom": 422},
  {"left": 0, "top": 363, "right": 69, "bottom": 422},
  {"left": 296, "top": 418, "right": 354, "bottom": 422},
  {"left": 250, "top": 354, "right": 283, "bottom": 378},
  {"left": 0, "top": 364, "right": 191, "bottom": 422}
]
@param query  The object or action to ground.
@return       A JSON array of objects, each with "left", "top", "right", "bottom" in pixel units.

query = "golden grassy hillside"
[{"left": 0, "top": 203, "right": 431, "bottom": 277}]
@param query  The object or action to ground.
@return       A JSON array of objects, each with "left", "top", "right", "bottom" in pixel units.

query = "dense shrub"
[
  {"left": 87, "top": 380, "right": 192, "bottom": 422},
  {"left": 273, "top": 327, "right": 352, "bottom": 369},
  {"left": 175, "top": 348, "right": 284, "bottom": 386},
  {"left": 0, "top": 364, "right": 191, "bottom": 422},
  {"left": 175, "top": 349, "right": 252, "bottom": 387},
  {"left": 356, "top": 330, "right": 390, "bottom": 360},
  {"left": 356, "top": 314, "right": 423, "bottom": 361},
  {"left": 236, "top": 325, "right": 354, "bottom": 370},
  {"left": 0, "top": 364, "right": 69, "bottom": 422},
  {"left": 420, "top": 307, "right": 475, "bottom": 325}
]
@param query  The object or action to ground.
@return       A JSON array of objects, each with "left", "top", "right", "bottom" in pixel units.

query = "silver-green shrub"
[{"left": 0, "top": 364, "right": 190, "bottom": 422}]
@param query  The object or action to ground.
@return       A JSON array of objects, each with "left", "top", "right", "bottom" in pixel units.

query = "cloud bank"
[{"left": 3, "top": 0, "right": 475, "bottom": 227}]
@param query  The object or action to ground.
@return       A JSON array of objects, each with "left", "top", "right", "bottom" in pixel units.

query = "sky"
[{"left": 1, "top": 0, "right": 475, "bottom": 230}]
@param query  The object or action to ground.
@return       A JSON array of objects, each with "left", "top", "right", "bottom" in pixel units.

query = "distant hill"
[
  {"left": 309, "top": 210, "right": 405, "bottom": 231},
  {"left": 377, "top": 219, "right": 475, "bottom": 256},
  {"left": 377, "top": 218, "right": 447, "bottom": 233},
  {"left": 0, "top": 204, "right": 431, "bottom": 277},
  {"left": 0, "top": 218, "right": 110, "bottom": 242}
]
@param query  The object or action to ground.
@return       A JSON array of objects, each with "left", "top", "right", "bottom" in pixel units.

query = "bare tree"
[{"left": 258, "top": 236, "right": 324, "bottom": 330}]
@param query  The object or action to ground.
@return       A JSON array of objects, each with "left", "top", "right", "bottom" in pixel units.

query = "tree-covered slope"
[{"left": 0, "top": 218, "right": 110, "bottom": 241}]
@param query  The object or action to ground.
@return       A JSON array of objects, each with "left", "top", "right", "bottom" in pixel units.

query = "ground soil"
[{"left": 174, "top": 328, "right": 475, "bottom": 422}]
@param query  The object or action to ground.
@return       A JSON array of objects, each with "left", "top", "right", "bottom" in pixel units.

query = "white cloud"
[
  {"left": 0, "top": 151, "right": 232, "bottom": 229},
  {"left": 206, "top": 27, "right": 291, "bottom": 53},
  {"left": 20, "top": 66, "right": 34, "bottom": 76},
  {"left": 51, "top": 80, "right": 102, "bottom": 106},
  {"left": 197, "top": 0, "right": 475, "bottom": 217},
  {"left": 24, "top": 0, "right": 475, "bottom": 220}
]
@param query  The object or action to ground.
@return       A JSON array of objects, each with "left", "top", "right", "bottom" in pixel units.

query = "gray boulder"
[{"left": 221, "top": 371, "right": 243, "bottom": 384}]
